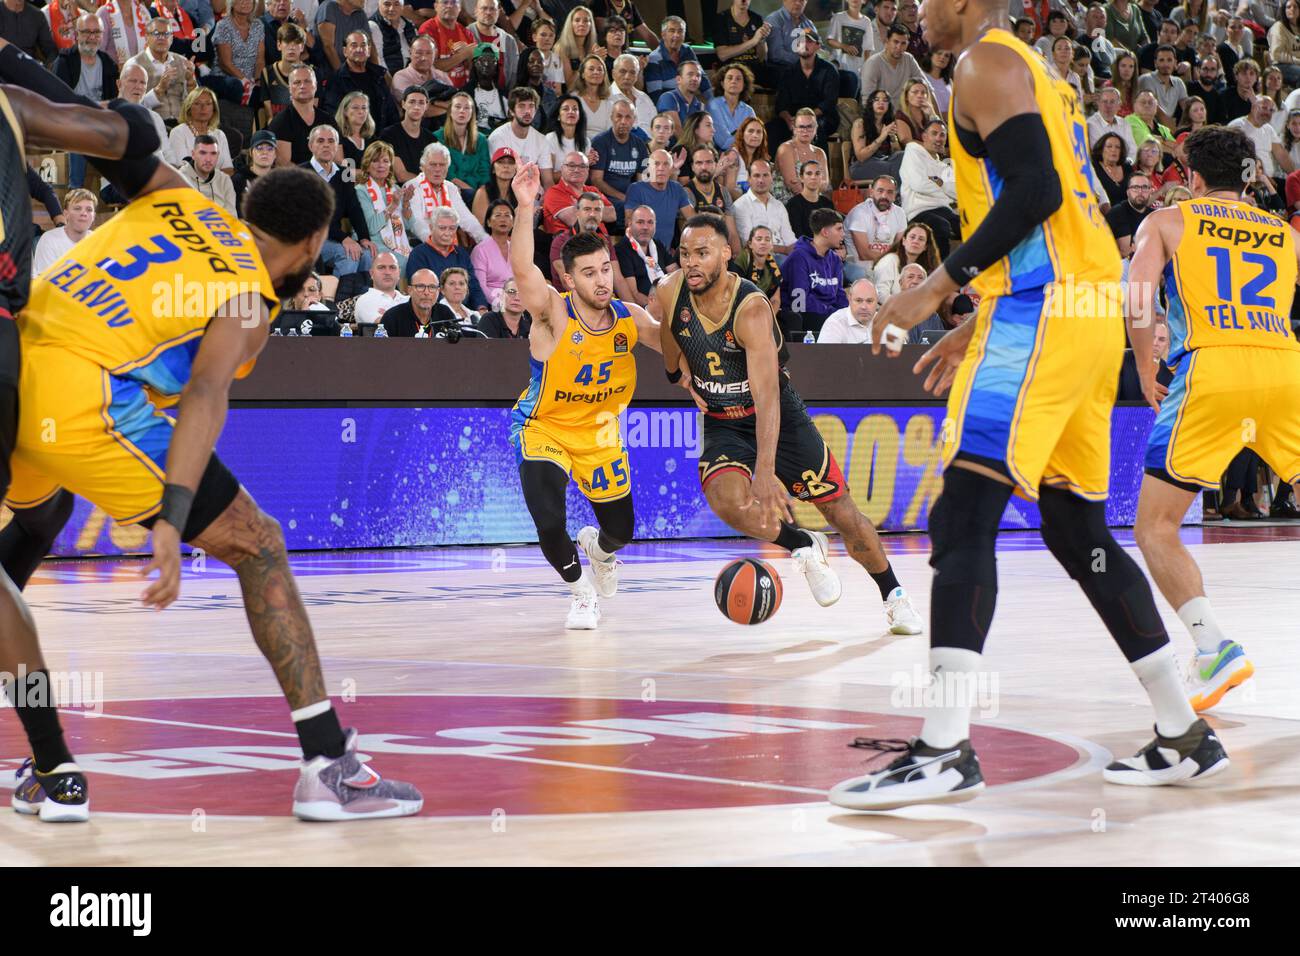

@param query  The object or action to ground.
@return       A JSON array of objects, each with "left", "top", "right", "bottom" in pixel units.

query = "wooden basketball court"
[{"left": 1, "top": 526, "right": 1296, "bottom": 866}]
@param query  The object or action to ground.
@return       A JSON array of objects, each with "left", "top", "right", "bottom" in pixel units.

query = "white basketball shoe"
[
  {"left": 576, "top": 526, "right": 620, "bottom": 598},
  {"left": 566, "top": 573, "right": 601, "bottom": 629},
  {"left": 792, "top": 530, "right": 842, "bottom": 606}
]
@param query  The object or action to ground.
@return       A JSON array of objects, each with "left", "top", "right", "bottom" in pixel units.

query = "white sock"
[
  {"left": 569, "top": 569, "right": 595, "bottom": 596},
  {"left": 919, "top": 647, "right": 983, "bottom": 748},
  {"left": 1177, "top": 596, "right": 1228, "bottom": 655},
  {"left": 586, "top": 534, "right": 615, "bottom": 563},
  {"left": 290, "top": 699, "right": 332, "bottom": 722},
  {"left": 1131, "top": 644, "right": 1196, "bottom": 738}
]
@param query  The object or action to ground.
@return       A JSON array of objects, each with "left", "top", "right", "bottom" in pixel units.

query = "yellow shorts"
[
  {"left": 1146, "top": 346, "right": 1300, "bottom": 488},
  {"left": 943, "top": 285, "right": 1126, "bottom": 501},
  {"left": 6, "top": 346, "right": 174, "bottom": 523},
  {"left": 513, "top": 422, "right": 631, "bottom": 502}
]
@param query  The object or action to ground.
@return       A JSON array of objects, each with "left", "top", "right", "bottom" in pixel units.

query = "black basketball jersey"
[
  {"left": 0, "top": 90, "right": 30, "bottom": 317},
  {"left": 669, "top": 272, "right": 790, "bottom": 417}
]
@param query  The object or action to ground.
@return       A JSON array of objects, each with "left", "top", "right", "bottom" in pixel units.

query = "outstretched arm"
[{"left": 509, "top": 162, "right": 556, "bottom": 321}]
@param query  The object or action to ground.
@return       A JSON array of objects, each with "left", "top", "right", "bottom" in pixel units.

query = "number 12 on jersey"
[{"left": 1205, "top": 246, "right": 1277, "bottom": 308}]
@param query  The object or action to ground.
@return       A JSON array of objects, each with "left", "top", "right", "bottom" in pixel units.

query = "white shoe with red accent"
[{"left": 292, "top": 729, "right": 423, "bottom": 821}]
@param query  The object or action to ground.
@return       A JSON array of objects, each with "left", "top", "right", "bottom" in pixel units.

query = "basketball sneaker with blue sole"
[
  {"left": 293, "top": 729, "right": 424, "bottom": 821},
  {"left": 828, "top": 737, "right": 985, "bottom": 811},
  {"left": 1103, "top": 718, "right": 1229, "bottom": 786},
  {"left": 1187, "top": 640, "right": 1254, "bottom": 712},
  {"left": 12, "top": 758, "right": 89, "bottom": 822}
]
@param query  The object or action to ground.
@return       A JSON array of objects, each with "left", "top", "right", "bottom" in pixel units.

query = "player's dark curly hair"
[
  {"left": 1182, "top": 125, "right": 1259, "bottom": 192},
  {"left": 682, "top": 212, "right": 729, "bottom": 240},
  {"left": 241, "top": 168, "right": 335, "bottom": 242},
  {"left": 561, "top": 231, "right": 610, "bottom": 273}
]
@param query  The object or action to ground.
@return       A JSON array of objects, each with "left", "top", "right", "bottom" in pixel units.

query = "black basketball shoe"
[
  {"left": 828, "top": 737, "right": 985, "bottom": 810},
  {"left": 12, "top": 758, "right": 89, "bottom": 822},
  {"left": 1103, "top": 718, "right": 1230, "bottom": 786}
]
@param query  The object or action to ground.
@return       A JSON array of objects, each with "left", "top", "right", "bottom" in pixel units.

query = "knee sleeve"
[
  {"left": 1038, "top": 486, "right": 1168, "bottom": 660},
  {"left": 927, "top": 467, "right": 1014, "bottom": 653},
  {"left": 0, "top": 490, "right": 74, "bottom": 590}
]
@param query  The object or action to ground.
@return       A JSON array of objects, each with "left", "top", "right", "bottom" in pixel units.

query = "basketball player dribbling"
[
  {"left": 1129, "top": 126, "right": 1300, "bottom": 714},
  {"left": 0, "top": 37, "right": 168, "bottom": 821},
  {"left": 657, "top": 213, "right": 923, "bottom": 635},
  {"left": 828, "top": 0, "right": 1227, "bottom": 810},
  {"left": 0, "top": 46, "right": 422, "bottom": 820},
  {"left": 508, "top": 162, "right": 664, "bottom": 630}
]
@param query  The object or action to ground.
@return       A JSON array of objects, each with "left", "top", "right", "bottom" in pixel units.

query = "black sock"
[
  {"left": 295, "top": 706, "right": 347, "bottom": 760},
  {"left": 7, "top": 670, "right": 74, "bottom": 773},
  {"left": 595, "top": 531, "right": 623, "bottom": 556},
  {"left": 774, "top": 523, "right": 813, "bottom": 552},
  {"left": 869, "top": 564, "right": 901, "bottom": 600}
]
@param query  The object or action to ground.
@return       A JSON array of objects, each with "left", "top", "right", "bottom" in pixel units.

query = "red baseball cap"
[{"left": 491, "top": 146, "right": 518, "bottom": 164}]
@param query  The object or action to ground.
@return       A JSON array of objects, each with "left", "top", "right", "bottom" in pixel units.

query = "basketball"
[{"left": 714, "top": 558, "right": 783, "bottom": 625}]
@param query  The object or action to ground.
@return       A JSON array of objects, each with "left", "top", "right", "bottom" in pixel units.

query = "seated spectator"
[
  {"left": 54, "top": 15, "right": 119, "bottom": 188},
  {"left": 171, "top": 86, "right": 234, "bottom": 175},
  {"left": 42, "top": 0, "right": 79, "bottom": 54},
  {"left": 369, "top": 0, "right": 415, "bottom": 76},
  {"left": 418, "top": 0, "right": 476, "bottom": 88},
  {"left": 323, "top": 31, "right": 397, "bottom": 134},
  {"left": 643, "top": 111, "right": 679, "bottom": 170},
  {"left": 614, "top": 205, "right": 674, "bottom": 305},
  {"left": 473, "top": 147, "right": 520, "bottom": 221},
  {"left": 923, "top": 48, "right": 953, "bottom": 114},
  {"left": 845, "top": 174, "right": 907, "bottom": 267},
  {"left": 408, "top": 142, "right": 487, "bottom": 246},
  {"left": 439, "top": 265, "right": 487, "bottom": 320},
  {"left": 1105, "top": 172, "right": 1155, "bottom": 258},
  {"left": 1220, "top": 57, "right": 1260, "bottom": 125},
  {"left": 543, "top": 150, "right": 615, "bottom": 233},
  {"left": 549, "top": 190, "right": 618, "bottom": 285},
  {"left": 896, "top": 0, "right": 927, "bottom": 65},
  {"left": 201, "top": 0, "right": 265, "bottom": 110},
  {"left": 728, "top": 224, "right": 782, "bottom": 310},
  {"left": 1127, "top": 90, "right": 1177, "bottom": 164},
  {"left": 178, "top": 134, "right": 238, "bottom": 213},
  {"left": 476, "top": 277, "right": 534, "bottom": 338},
  {"left": 531, "top": 20, "right": 566, "bottom": 96},
  {"left": 779, "top": 208, "right": 848, "bottom": 336},
  {"left": 894, "top": 78, "right": 940, "bottom": 142},
  {"left": 1137, "top": 19, "right": 1179, "bottom": 72},
  {"left": 624, "top": 149, "right": 696, "bottom": 252},
  {"left": 233, "top": 128, "right": 279, "bottom": 210},
  {"left": 544, "top": 94, "right": 597, "bottom": 185},
  {"left": 591, "top": 100, "right": 650, "bottom": 219},
  {"left": 291, "top": 273, "right": 331, "bottom": 311},
  {"left": 268, "top": 65, "right": 333, "bottom": 166},
  {"left": 826, "top": 0, "right": 874, "bottom": 90},
  {"left": 574, "top": 53, "right": 616, "bottom": 139},
  {"left": 260, "top": 23, "right": 310, "bottom": 124},
  {"left": 1033, "top": 10, "right": 1074, "bottom": 59},
  {"left": 514, "top": 46, "right": 560, "bottom": 130},
  {"left": 355, "top": 142, "right": 419, "bottom": 272},
  {"left": 768, "top": 28, "right": 838, "bottom": 151},
  {"left": 469, "top": 0, "right": 519, "bottom": 86},
  {"left": 899, "top": 118, "right": 959, "bottom": 256},
  {"left": 1132, "top": 137, "right": 1165, "bottom": 189},
  {"left": 5, "top": 0, "right": 58, "bottom": 62},
  {"left": 685, "top": 144, "right": 742, "bottom": 255},
  {"left": 263, "top": 0, "right": 314, "bottom": 70},
  {"left": 1012, "top": 16, "right": 1035, "bottom": 45},
  {"left": 774, "top": 108, "right": 830, "bottom": 199},
  {"left": 382, "top": 87, "right": 437, "bottom": 183},
  {"left": 467, "top": 43, "right": 509, "bottom": 134},
  {"left": 645, "top": 16, "right": 712, "bottom": 101},
  {"left": 673, "top": 111, "right": 720, "bottom": 183},
  {"left": 859, "top": 26, "right": 926, "bottom": 117},
  {"left": 1088, "top": 88, "right": 1139, "bottom": 164},
  {"left": 393, "top": 35, "right": 454, "bottom": 99},
  {"left": 658, "top": 60, "right": 708, "bottom": 130},
  {"left": 351, "top": 252, "right": 410, "bottom": 328},
  {"left": 472, "top": 198, "right": 516, "bottom": 306},
  {"left": 764, "top": 0, "right": 816, "bottom": 74},
  {"left": 610, "top": 53, "right": 658, "bottom": 137},
  {"left": 128, "top": 16, "right": 195, "bottom": 124},
  {"left": 1269, "top": 5, "right": 1300, "bottom": 88},
  {"left": 1092, "top": 131, "right": 1134, "bottom": 209},
  {"left": 709, "top": 62, "right": 757, "bottom": 152},
  {"left": 435, "top": 91, "right": 493, "bottom": 201},
  {"left": 334, "top": 90, "right": 376, "bottom": 168},
  {"left": 784, "top": 158, "right": 834, "bottom": 241},
  {"left": 1137, "top": 43, "right": 1188, "bottom": 128},
  {"left": 489, "top": 88, "right": 553, "bottom": 179},
  {"left": 1187, "top": 55, "right": 1226, "bottom": 124},
  {"left": 554, "top": 6, "right": 598, "bottom": 90},
  {"left": 1229, "top": 95, "right": 1295, "bottom": 194},
  {"left": 316, "top": 0, "right": 372, "bottom": 73},
  {"left": 715, "top": 0, "right": 772, "bottom": 83},
  {"left": 32, "top": 187, "right": 96, "bottom": 277},
  {"left": 817, "top": 278, "right": 879, "bottom": 344},
  {"left": 114, "top": 60, "right": 174, "bottom": 169},
  {"left": 406, "top": 209, "right": 488, "bottom": 305},
  {"left": 733, "top": 159, "right": 796, "bottom": 253},
  {"left": 730, "top": 116, "right": 772, "bottom": 198},
  {"left": 381, "top": 268, "right": 442, "bottom": 336},
  {"left": 872, "top": 221, "right": 940, "bottom": 303},
  {"left": 301, "top": 124, "right": 376, "bottom": 276}
]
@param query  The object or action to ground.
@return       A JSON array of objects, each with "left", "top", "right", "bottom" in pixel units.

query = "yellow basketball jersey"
[
  {"left": 948, "top": 29, "right": 1121, "bottom": 298},
  {"left": 20, "top": 187, "right": 278, "bottom": 395},
  {"left": 1165, "top": 197, "right": 1300, "bottom": 365},
  {"left": 511, "top": 293, "right": 638, "bottom": 441}
]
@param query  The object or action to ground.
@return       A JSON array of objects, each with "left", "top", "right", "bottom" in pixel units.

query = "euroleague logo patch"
[
  {"left": 613, "top": 332, "right": 628, "bottom": 353},
  {"left": 0, "top": 695, "right": 1089, "bottom": 817}
]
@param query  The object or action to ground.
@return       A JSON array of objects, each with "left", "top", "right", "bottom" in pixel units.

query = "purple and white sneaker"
[
  {"left": 12, "top": 758, "right": 90, "bottom": 822},
  {"left": 292, "top": 729, "right": 423, "bottom": 821}
]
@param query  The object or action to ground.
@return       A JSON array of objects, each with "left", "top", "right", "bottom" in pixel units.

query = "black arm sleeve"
[
  {"left": 941, "top": 112, "right": 1063, "bottom": 287},
  {"left": 0, "top": 44, "right": 97, "bottom": 108},
  {"left": 27, "top": 166, "right": 61, "bottom": 218}
]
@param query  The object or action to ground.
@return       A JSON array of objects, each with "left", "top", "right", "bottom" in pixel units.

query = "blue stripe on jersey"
[
  {"left": 958, "top": 289, "right": 1048, "bottom": 463},
  {"left": 122, "top": 338, "right": 202, "bottom": 396},
  {"left": 509, "top": 355, "right": 546, "bottom": 447},
  {"left": 103, "top": 374, "right": 172, "bottom": 481},
  {"left": 1144, "top": 352, "right": 1196, "bottom": 477},
  {"left": 1163, "top": 260, "right": 1190, "bottom": 367},
  {"left": 983, "top": 157, "right": 1056, "bottom": 293}
]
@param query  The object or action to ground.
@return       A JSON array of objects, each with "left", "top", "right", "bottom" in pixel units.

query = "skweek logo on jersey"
[{"left": 613, "top": 332, "right": 628, "bottom": 353}]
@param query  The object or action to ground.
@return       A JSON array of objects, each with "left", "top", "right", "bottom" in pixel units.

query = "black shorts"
[
  {"left": 698, "top": 388, "right": 847, "bottom": 502},
  {"left": 138, "top": 453, "right": 242, "bottom": 543},
  {"left": 0, "top": 380, "right": 15, "bottom": 502}
]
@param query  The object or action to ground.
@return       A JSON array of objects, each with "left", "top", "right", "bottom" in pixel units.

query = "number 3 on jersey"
[{"left": 575, "top": 361, "right": 613, "bottom": 386}]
